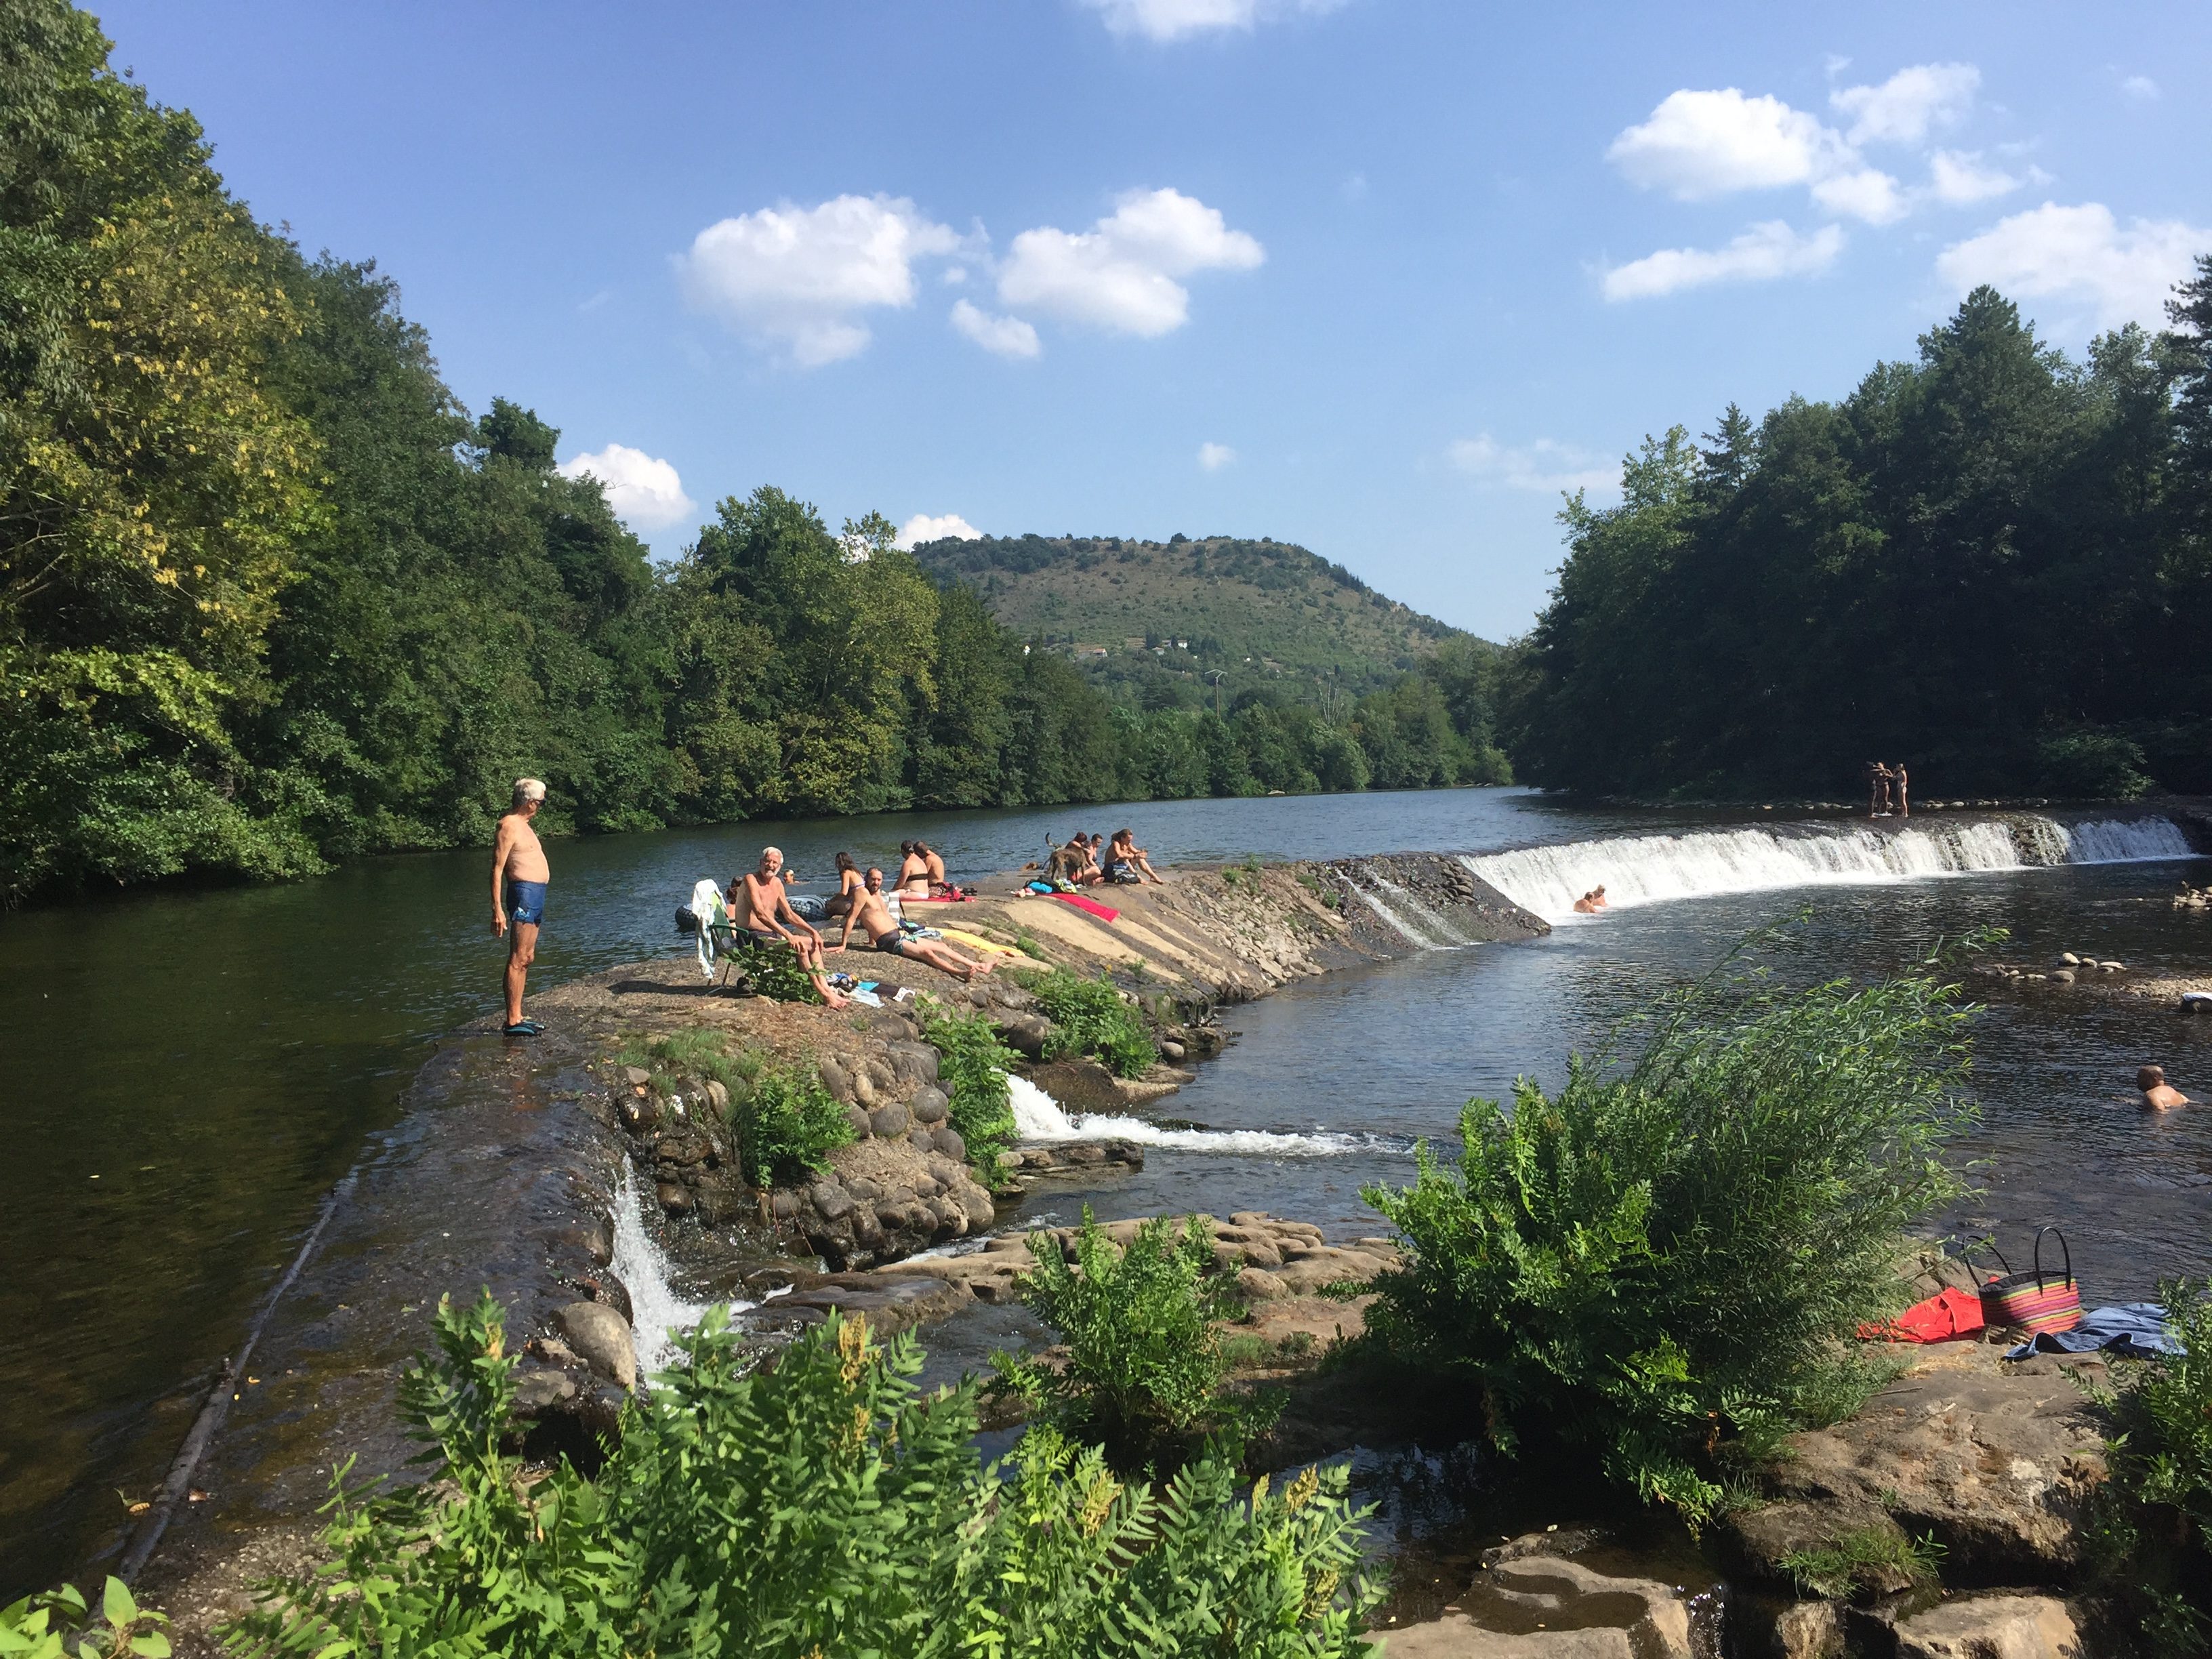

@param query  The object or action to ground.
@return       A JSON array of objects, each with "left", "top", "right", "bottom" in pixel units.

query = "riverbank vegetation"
[
  {"left": 1012, "top": 967, "right": 1160, "bottom": 1078},
  {"left": 1502, "top": 269, "right": 2212, "bottom": 802},
  {"left": 1359, "top": 943, "right": 1978, "bottom": 1525},
  {"left": 0, "top": 2, "right": 1504, "bottom": 907},
  {"left": 227, "top": 1291, "right": 1378, "bottom": 1658}
]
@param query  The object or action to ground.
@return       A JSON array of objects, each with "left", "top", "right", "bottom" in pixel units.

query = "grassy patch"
[
  {"left": 1778, "top": 1526, "right": 1944, "bottom": 1599},
  {"left": 916, "top": 999, "right": 1020, "bottom": 1179},
  {"left": 737, "top": 1062, "right": 852, "bottom": 1187},
  {"left": 1010, "top": 966, "right": 1157, "bottom": 1078}
]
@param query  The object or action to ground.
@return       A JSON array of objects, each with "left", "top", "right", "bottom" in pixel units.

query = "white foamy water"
[
  {"left": 609, "top": 1160, "right": 718, "bottom": 1377},
  {"left": 1008, "top": 1073, "right": 1359, "bottom": 1157},
  {"left": 1459, "top": 815, "right": 2195, "bottom": 925},
  {"left": 1344, "top": 865, "right": 1467, "bottom": 947}
]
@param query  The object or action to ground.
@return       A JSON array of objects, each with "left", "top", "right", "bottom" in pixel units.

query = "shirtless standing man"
[{"left": 491, "top": 778, "right": 550, "bottom": 1036}]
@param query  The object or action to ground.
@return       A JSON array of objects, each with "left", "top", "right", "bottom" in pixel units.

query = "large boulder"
[
  {"left": 991, "top": 1011, "right": 1052, "bottom": 1059},
  {"left": 1744, "top": 1353, "right": 2108, "bottom": 1583},
  {"left": 553, "top": 1301, "right": 636, "bottom": 1390},
  {"left": 1893, "top": 1593, "right": 2083, "bottom": 1659}
]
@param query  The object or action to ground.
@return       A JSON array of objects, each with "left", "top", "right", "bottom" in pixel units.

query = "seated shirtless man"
[
  {"left": 2139, "top": 1064, "right": 2192, "bottom": 1111},
  {"left": 730, "top": 846, "right": 847, "bottom": 1006},
  {"left": 838, "top": 875, "right": 992, "bottom": 981},
  {"left": 918, "top": 839, "right": 950, "bottom": 895},
  {"left": 1572, "top": 884, "right": 1608, "bottom": 914}
]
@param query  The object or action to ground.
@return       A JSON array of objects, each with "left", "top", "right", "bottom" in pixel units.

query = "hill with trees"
[
  {"left": 909, "top": 532, "right": 1467, "bottom": 698},
  {"left": 1502, "top": 274, "right": 2212, "bottom": 802}
]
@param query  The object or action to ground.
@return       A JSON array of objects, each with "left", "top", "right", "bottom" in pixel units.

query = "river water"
[{"left": 4, "top": 787, "right": 2209, "bottom": 1597}]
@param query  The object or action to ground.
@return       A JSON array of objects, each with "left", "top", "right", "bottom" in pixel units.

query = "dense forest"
[
  {"left": 0, "top": 1, "right": 1502, "bottom": 905},
  {"left": 1502, "top": 274, "right": 2212, "bottom": 801}
]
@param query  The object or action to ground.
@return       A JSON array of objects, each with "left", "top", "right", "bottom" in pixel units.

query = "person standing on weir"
[
  {"left": 491, "top": 777, "right": 550, "bottom": 1036},
  {"left": 1893, "top": 762, "right": 1910, "bottom": 817}
]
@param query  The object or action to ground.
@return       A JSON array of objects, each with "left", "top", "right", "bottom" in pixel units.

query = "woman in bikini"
[
  {"left": 823, "top": 851, "right": 865, "bottom": 918},
  {"left": 1108, "top": 827, "right": 1162, "bottom": 884},
  {"left": 895, "top": 840, "right": 930, "bottom": 897}
]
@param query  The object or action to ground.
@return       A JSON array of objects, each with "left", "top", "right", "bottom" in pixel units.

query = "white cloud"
[
  {"left": 1197, "top": 441, "right": 1236, "bottom": 470},
  {"left": 1602, "top": 220, "right": 1845, "bottom": 301},
  {"left": 677, "top": 194, "right": 959, "bottom": 367},
  {"left": 2121, "top": 75, "right": 2160, "bottom": 102},
  {"left": 1927, "top": 149, "right": 2020, "bottom": 205},
  {"left": 1606, "top": 88, "right": 1844, "bottom": 199},
  {"left": 1830, "top": 62, "right": 1978, "bottom": 145},
  {"left": 895, "top": 512, "right": 983, "bottom": 549},
  {"left": 1811, "top": 167, "right": 1908, "bottom": 224},
  {"left": 998, "top": 188, "right": 1263, "bottom": 336},
  {"left": 950, "top": 299, "right": 1042, "bottom": 359},
  {"left": 1080, "top": 0, "right": 1347, "bottom": 42},
  {"left": 1936, "top": 201, "right": 2212, "bottom": 329},
  {"left": 557, "top": 444, "right": 697, "bottom": 531},
  {"left": 1448, "top": 434, "right": 1617, "bottom": 495}
]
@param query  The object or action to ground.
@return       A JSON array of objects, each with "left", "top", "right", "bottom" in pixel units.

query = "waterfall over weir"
[{"left": 1458, "top": 815, "right": 2197, "bottom": 926}]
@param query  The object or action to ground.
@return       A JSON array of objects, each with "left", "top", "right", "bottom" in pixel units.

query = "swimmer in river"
[
  {"left": 2138, "top": 1064, "right": 2192, "bottom": 1111},
  {"left": 1572, "top": 884, "right": 1608, "bottom": 914}
]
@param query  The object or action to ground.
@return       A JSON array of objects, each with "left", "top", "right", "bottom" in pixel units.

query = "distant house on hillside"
[
  {"left": 1074, "top": 644, "right": 1108, "bottom": 660},
  {"left": 1123, "top": 636, "right": 1147, "bottom": 650}
]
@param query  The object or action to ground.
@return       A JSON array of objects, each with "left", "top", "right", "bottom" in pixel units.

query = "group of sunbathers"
[
  {"left": 724, "top": 845, "right": 996, "bottom": 1007},
  {"left": 1046, "top": 827, "right": 1162, "bottom": 887}
]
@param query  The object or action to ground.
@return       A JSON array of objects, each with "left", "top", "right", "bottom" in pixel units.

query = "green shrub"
[
  {"left": 1015, "top": 968, "right": 1157, "bottom": 1078},
  {"left": 2, "top": 1578, "right": 169, "bottom": 1658},
  {"left": 613, "top": 1027, "right": 762, "bottom": 1099},
  {"left": 916, "top": 1000, "right": 1019, "bottom": 1176},
  {"left": 1015, "top": 928, "right": 1048, "bottom": 960},
  {"left": 737, "top": 938, "right": 826, "bottom": 1004},
  {"left": 2083, "top": 1280, "right": 2212, "bottom": 1654},
  {"left": 735, "top": 1061, "right": 853, "bottom": 1187},
  {"left": 1360, "top": 945, "right": 1978, "bottom": 1526},
  {"left": 1778, "top": 1525, "right": 1944, "bottom": 1599},
  {"left": 994, "top": 1209, "right": 1259, "bottom": 1473},
  {"left": 228, "top": 1290, "right": 1379, "bottom": 1659}
]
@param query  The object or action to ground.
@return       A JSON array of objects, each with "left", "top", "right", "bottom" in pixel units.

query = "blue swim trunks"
[{"left": 508, "top": 878, "right": 548, "bottom": 927}]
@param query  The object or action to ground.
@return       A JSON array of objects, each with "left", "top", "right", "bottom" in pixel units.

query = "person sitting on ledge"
[
  {"left": 895, "top": 840, "right": 930, "bottom": 897},
  {"left": 838, "top": 876, "right": 992, "bottom": 980},
  {"left": 2139, "top": 1064, "right": 2192, "bottom": 1111},
  {"left": 919, "top": 839, "right": 950, "bottom": 895},
  {"left": 730, "top": 847, "right": 847, "bottom": 1007},
  {"left": 1108, "top": 827, "right": 1164, "bottom": 885},
  {"left": 823, "top": 851, "right": 863, "bottom": 918}
]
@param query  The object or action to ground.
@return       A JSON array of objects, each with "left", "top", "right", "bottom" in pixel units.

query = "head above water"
[
  {"left": 511, "top": 777, "right": 546, "bottom": 813},
  {"left": 2139, "top": 1064, "right": 2168, "bottom": 1090}
]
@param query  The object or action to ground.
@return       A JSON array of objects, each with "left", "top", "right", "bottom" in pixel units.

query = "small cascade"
[
  {"left": 1459, "top": 813, "right": 2198, "bottom": 924},
  {"left": 1008, "top": 1073, "right": 1364, "bottom": 1157},
  {"left": 609, "top": 1160, "right": 715, "bottom": 1376},
  {"left": 1343, "top": 865, "right": 1456, "bottom": 949}
]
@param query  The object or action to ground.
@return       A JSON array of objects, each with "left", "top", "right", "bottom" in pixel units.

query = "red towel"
[
  {"left": 903, "top": 893, "right": 973, "bottom": 903},
  {"left": 1052, "top": 893, "right": 1120, "bottom": 922},
  {"left": 1858, "top": 1285, "right": 1985, "bottom": 1344}
]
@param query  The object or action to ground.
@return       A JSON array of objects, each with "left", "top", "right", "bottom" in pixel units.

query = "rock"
[
  {"left": 864, "top": 1057, "right": 897, "bottom": 1096},
  {"left": 619, "top": 1094, "right": 660, "bottom": 1132},
  {"left": 1481, "top": 1554, "right": 1690, "bottom": 1658},
  {"left": 554, "top": 1302, "right": 636, "bottom": 1390},
  {"left": 851, "top": 1066, "right": 878, "bottom": 1108},
  {"left": 703, "top": 1079, "right": 730, "bottom": 1113},
  {"left": 932, "top": 1126, "right": 966, "bottom": 1162},
  {"left": 1893, "top": 1593, "right": 2081, "bottom": 1659},
  {"left": 512, "top": 1367, "right": 579, "bottom": 1412},
  {"left": 581, "top": 1272, "right": 632, "bottom": 1324},
  {"left": 1159, "top": 1039, "right": 1186, "bottom": 1061},
  {"left": 992, "top": 1011, "right": 1052, "bottom": 1059},
  {"left": 1753, "top": 1358, "right": 2108, "bottom": 1581},
  {"left": 869, "top": 1101, "right": 912, "bottom": 1139},
  {"left": 910, "top": 1086, "right": 949, "bottom": 1125},
  {"left": 2100, "top": 960, "right": 2124, "bottom": 972},
  {"left": 623, "top": 1066, "right": 651, "bottom": 1088},
  {"left": 655, "top": 1181, "right": 693, "bottom": 1216},
  {"left": 888, "top": 1044, "right": 939, "bottom": 1084},
  {"left": 956, "top": 1181, "right": 994, "bottom": 1229},
  {"left": 2060, "top": 952, "right": 2080, "bottom": 966},
  {"left": 2050, "top": 970, "right": 2075, "bottom": 984},
  {"left": 819, "top": 1056, "right": 855, "bottom": 1103},
  {"left": 1378, "top": 1620, "right": 1631, "bottom": 1657},
  {"left": 811, "top": 1182, "right": 853, "bottom": 1221},
  {"left": 844, "top": 1103, "right": 874, "bottom": 1139},
  {"left": 1235, "top": 1267, "right": 1286, "bottom": 1301},
  {"left": 1729, "top": 1595, "right": 1845, "bottom": 1659},
  {"left": 769, "top": 1189, "right": 799, "bottom": 1221}
]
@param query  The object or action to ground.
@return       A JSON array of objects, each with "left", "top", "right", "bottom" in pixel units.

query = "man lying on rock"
[{"left": 835, "top": 872, "right": 994, "bottom": 981}]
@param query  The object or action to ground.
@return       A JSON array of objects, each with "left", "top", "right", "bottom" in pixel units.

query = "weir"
[
  {"left": 1007, "top": 1073, "right": 1364, "bottom": 1157},
  {"left": 609, "top": 1161, "right": 712, "bottom": 1374},
  {"left": 1456, "top": 813, "right": 2200, "bottom": 926}
]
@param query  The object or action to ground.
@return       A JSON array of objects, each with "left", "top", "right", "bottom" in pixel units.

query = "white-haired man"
[
  {"left": 731, "top": 846, "right": 848, "bottom": 1008},
  {"left": 491, "top": 778, "right": 550, "bottom": 1036}
]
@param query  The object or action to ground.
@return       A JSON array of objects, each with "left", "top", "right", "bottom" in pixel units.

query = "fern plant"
[
  {"left": 1012, "top": 968, "right": 1157, "bottom": 1078},
  {"left": 733, "top": 1061, "right": 852, "bottom": 1187},
  {"left": 226, "top": 1290, "right": 1379, "bottom": 1658}
]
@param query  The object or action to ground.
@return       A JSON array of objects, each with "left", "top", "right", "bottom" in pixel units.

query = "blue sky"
[{"left": 95, "top": 0, "right": 2211, "bottom": 640}]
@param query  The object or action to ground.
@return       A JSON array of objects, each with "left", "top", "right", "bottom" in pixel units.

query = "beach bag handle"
[
  {"left": 1957, "top": 1239, "right": 2010, "bottom": 1284},
  {"left": 2030, "top": 1225, "right": 2072, "bottom": 1292}
]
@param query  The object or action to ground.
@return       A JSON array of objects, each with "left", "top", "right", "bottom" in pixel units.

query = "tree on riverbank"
[
  {"left": 0, "top": 1, "right": 1507, "bottom": 905},
  {"left": 1502, "top": 273, "right": 2212, "bottom": 801}
]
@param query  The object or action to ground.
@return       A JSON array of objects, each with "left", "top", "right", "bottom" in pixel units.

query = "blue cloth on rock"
[{"left": 2005, "top": 1302, "right": 2184, "bottom": 1359}]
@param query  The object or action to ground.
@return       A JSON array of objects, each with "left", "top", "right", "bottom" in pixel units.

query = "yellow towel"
[{"left": 939, "top": 927, "right": 1025, "bottom": 958}]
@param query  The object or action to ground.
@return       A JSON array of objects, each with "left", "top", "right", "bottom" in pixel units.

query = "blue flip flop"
[{"left": 502, "top": 1019, "right": 545, "bottom": 1036}]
